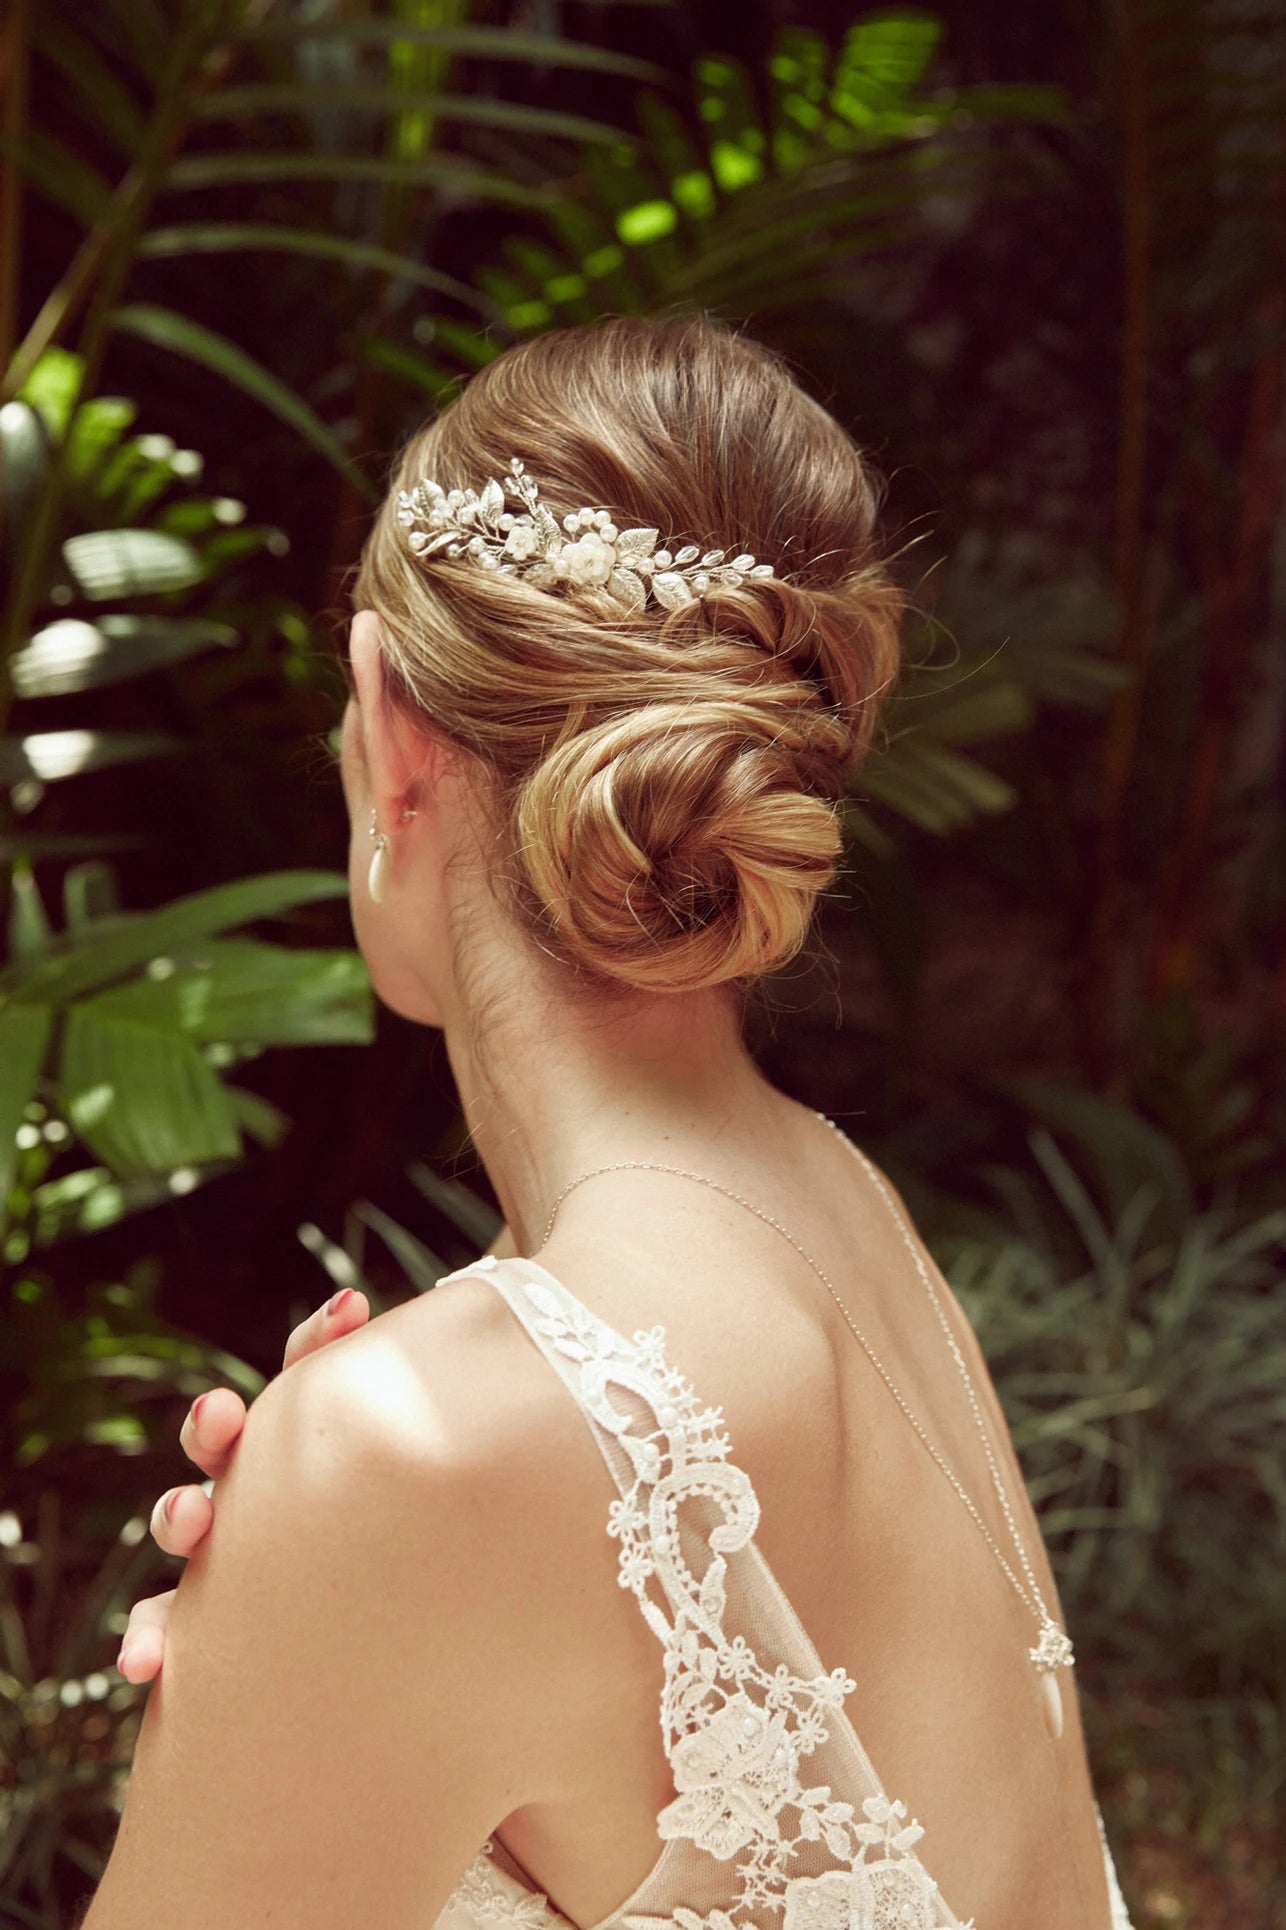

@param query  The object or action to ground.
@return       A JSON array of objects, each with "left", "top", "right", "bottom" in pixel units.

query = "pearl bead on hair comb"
[{"left": 395, "top": 456, "right": 775, "bottom": 616}]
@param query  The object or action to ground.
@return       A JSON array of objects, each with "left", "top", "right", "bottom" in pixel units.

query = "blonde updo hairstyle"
[{"left": 352, "top": 314, "right": 904, "bottom": 999}]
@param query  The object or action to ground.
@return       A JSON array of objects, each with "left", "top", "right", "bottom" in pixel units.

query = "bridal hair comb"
[{"left": 395, "top": 456, "right": 775, "bottom": 616}]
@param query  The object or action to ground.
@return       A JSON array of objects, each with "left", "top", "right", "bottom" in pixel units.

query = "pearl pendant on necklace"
[
  {"left": 1040, "top": 1671, "right": 1064, "bottom": 1740},
  {"left": 1030, "top": 1620, "right": 1074, "bottom": 1741}
]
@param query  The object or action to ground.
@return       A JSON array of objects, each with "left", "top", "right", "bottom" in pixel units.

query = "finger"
[
  {"left": 116, "top": 1587, "right": 177, "bottom": 1683},
  {"left": 178, "top": 1384, "right": 246, "bottom": 1481},
  {"left": 282, "top": 1286, "right": 369, "bottom": 1373},
  {"left": 150, "top": 1481, "right": 215, "bottom": 1558}
]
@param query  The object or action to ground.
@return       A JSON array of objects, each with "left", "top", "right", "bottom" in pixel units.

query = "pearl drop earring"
[
  {"left": 367, "top": 805, "right": 417, "bottom": 905},
  {"left": 368, "top": 809, "right": 389, "bottom": 903}
]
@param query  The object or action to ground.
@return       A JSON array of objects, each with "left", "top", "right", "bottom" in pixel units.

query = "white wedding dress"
[{"left": 429, "top": 1252, "right": 1136, "bottom": 1930}]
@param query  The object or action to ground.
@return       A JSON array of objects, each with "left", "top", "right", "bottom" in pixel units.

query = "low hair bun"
[{"left": 511, "top": 694, "right": 851, "bottom": 995}]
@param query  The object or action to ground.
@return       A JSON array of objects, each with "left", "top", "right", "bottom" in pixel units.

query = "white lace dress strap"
[{"left": 449, "top": 1252, "right": 975, "bottom": 1930}]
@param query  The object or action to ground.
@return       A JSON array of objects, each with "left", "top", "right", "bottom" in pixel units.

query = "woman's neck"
[{"left": 443, "top": 983, "right": 785, "bottom": 1257}]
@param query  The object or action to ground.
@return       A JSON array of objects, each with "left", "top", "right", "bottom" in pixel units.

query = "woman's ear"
[{"left": 348, "top": 610, "right": 432, "bottom": 816}]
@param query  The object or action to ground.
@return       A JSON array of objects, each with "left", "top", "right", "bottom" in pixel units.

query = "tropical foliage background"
[{"left": 1, "top": 0, "right": 1283, "bottom": 1925}]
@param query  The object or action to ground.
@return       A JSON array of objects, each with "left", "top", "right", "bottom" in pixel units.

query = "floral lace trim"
[
  {"left": 507, "top": 1265, "right": 971, "bottom": 1930},
  {"left": 450, "top": 1842, "right": 564, "bottom": 1929}
]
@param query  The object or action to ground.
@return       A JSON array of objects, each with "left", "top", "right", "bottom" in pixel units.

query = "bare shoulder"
[
  {"left": 223, "top": 1268, "right": 601, "bottom": 1735},
  {"left": 265, "top": 1263, "right": 554, "bottom": 1484},
  {"left": 89, "top": 1270, "right": 604, "bottom": 1928},
  {"left": 261, "top": 1266, "right": 603, "bottom": 1565}
]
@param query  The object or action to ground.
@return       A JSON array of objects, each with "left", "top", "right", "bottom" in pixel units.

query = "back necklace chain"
[{"left": 537, "top": 1106, "right": 1074, "bottom": 1743}]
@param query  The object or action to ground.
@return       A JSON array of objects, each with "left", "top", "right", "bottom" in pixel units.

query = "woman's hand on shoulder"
[
  {"left": 115, "top": 1285, "right": 372, "bottom": 1682},
  {"left": 116, "top": 1221, "right": 518, "bottom": 1685}
]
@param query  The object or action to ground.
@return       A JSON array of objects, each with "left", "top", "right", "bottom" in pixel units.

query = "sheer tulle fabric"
[{"left": 429, "top": 1256, "right": 1134, "bottom": 1930}]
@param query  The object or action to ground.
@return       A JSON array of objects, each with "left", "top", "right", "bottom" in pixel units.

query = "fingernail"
[
  {"left": 162, "top": 1488, "right": 178, "bottom": 1524},
  {"left": 326, "top": 1288, "right": 354, "bottom": 1317},
  {"left": 192, "top": 1392, "right": 212, "bottom": 1428},
  {"left": 116, "top": 1642, "right": 134, "bottom": 1675}
]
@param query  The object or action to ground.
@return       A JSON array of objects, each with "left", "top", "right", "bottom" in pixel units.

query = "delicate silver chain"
[{"left": 538, "top": 1107, "right": 1072, "bottom": 1670}]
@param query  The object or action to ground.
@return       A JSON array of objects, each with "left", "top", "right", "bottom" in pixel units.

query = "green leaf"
[
  {"left": 406, "top": 1159, "right": 502, "bottom": 1252},
  {"left": 28, "top": 1162, "right": 226, "bottom": 1246},
  {"left": 16, "top": 344, "right": 87, "bottom": 439},
  {"left": 297, "top": 1220, "right": 371, "bottom": 1298},
  {"left": 860, "top": 738, "right": 1018, "bottom": 832},
  {"left": 354, "top": 337, "right": 461, "bottom": 403},
  {"left": 108, "top": 305, "right": 373, "bottom": 499},
  {"left": 30, "top": 12, "right": 148, "bottom": 153},
  {"left": 0, "top": 1000, "right": 53, "bottom": 1214},
  {"left": 59, "top": 1002, "right": 241, "bottom": 1178},
  {"left": 63, "top": 861, "right": 120, "bottom": 933},
  {"left": 0, "top": 129, "right": 113, "bottom": 226},
  {"left": 0, "top": 831, "right": 148, "bottom": 863},
  {"left": 163, "top": 153, "right": 555, "bottom": 211},
  {"left": 0, "top": 399, "right": 51, "bottom": 547},
  {"left": 351, "top": 1200, "right": 452, "bottom": 1295},
  {"left": 12, "top": 615, "right": 237, "bottom": 699},
  {"left": 231, "top": 21, "right": 673, "bottom": 82},
  {"left": 225, "top": 1085, "right": 290, "bottom": 1150},
  {"left": 6, "top": 860, "right": 53, "bottom": 961},
  {"left": 136, "top": 225, "right": 492, "bottom": 313},
  {"left": 998, "top": 1080, "right": 1194, "bottom": 1247},
  {"left": 82, "top": 940, "right": 373, "bottom": 1048},
  {"left": 61, "top": 527, "right": 205, "bottom": 599},
  {"left": 4, "top": 871, "right": 350, "bottom": 1005},
  {"left": 898, "top": 676, "right": 1033, "bottom": 744},
  {"left": 63, "top": 393, "right": 140, "bottom": 486},
  {"left": 192, "top": 85, "right": 639, "bottom": 150},
  {"left": 837, "top": 12, "right": 944, "bottom": 97},
  {"left": 0, "top": 730, "right": 185, "bottom": 786}
]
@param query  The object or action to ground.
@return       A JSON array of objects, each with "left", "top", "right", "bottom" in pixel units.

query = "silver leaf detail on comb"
[{"left": 395, "top": 457, "right": 775, "bottom": 614}]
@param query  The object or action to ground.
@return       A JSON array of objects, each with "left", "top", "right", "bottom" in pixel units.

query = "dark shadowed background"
[{"left": 1, "top": 2, "right": 1283, "bottom": 1924}]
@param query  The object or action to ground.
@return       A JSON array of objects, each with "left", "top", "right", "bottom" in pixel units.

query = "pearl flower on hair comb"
[{"left": 395, "top": 457, "right": 774, "bottom": 615}]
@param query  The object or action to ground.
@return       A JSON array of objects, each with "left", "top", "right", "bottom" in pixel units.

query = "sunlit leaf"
[
  {"left": 79, "top": 940, "right": 373, "bottom": 1048},
  {"left": 5, "top": 871, "right": 351, "bottom": 1005},
  {"left": 0, "top": 398, "right": 51, "bottom": 547},
  {"left": 63, "top": 394, "right": 140, "bottom": 486},
  {"left": 0, "top": 730, "right": 184, "bottom": 786},
  {"left": 61, "top": 528, "right": 205, "bottom": 599},
  {"left": 59, "top": 1003, "right": 241, "bottom": 1177},
  {"left": 28, "top": 1163, "right": 226, "bottom": 1246},
  {"left": 15, "top": 344, "right": 85, "bottom": 439},
  {"left": 12, "top": 616, "right": 237, "bottom": 699}
]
